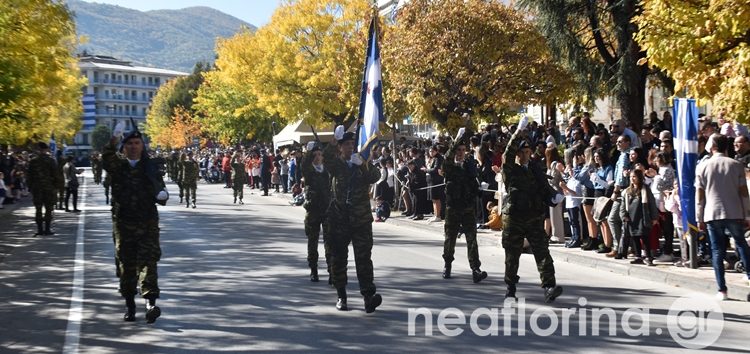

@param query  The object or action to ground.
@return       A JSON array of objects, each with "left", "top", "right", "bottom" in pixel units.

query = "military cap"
[
  {"left": 339, "top": 131, "right": 355, "bottom": 143},
  {"left": 518, "top": 139, "right": 532, "bottom": 150},
  {"left": 122, "top": 129, "right": 143, "bottom": 144}
]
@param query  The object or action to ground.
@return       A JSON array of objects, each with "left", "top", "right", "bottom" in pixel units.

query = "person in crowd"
[
  {"left": 423, "top": 145, "right": 445, "bottom": 222},
  {"left": 607, "top": 134, "right": 633, "bottom": 258},
  {"left": 620, "top": 169, "right": 659, "bottom": 265},
  {"left": 695, "top": 134, "right": 750, "bottom": 300}
]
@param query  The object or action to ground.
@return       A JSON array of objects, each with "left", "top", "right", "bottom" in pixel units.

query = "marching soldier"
[
  {"left": 176, "top": 152, "right": 185, "bottom": 204},
  {"left": 102, "top": 122, "right": 169, "bottom": 323},
  {"left": 231, "top": 151, "right": 246, "bottom": 204},
  {"left": 27, "top": 142, "right": 60, "bottom": 236},
  {"left": 501, "top": 117, "right": 562, "bottom": 303},
  {"left": 91, "top": 152, "right": 103, "bottom": 185},
  {"left": 302, "top": 141, "right": 332, "bottom": 283},
  {"left": 441, "top": 126, "right": 488, "bottom": 283},
  {"left": 181, "top": 151, "right": 199, "bottom": 208},
  {"left": 324, "top": 126, "right": 382, "bottom": 313}
]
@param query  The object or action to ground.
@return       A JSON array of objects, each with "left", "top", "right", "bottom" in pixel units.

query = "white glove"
[
  {"left": 456, "top": 127, "right": 466, "bottom": 141},
  {"left": 349, "top": 153, "right": 363, "bottom": 166},
  {"left": 113, "top": 121, "right": 125, "bottom": 138},
  {"left": 306, "top": 141, "right": 316, "bottom": 151},
  {"left": 518, "top": 116, "right": 529, "bottom": 131},
  {"left": 334, "top": 125, "right": 345, "bottom": 140},
  {"left": 156, "top": 190, "right": 169, "bottom": 201},
  {"left": 480, "top": 181, "right": 489, "bottom": 190}
]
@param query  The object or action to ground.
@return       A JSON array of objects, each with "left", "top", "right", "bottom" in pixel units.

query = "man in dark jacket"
[
  {"left": 260, "top": 149, "right": 272, "bottom": 196},
  {"left": 302, "top": 141, "right": 331, "bottom": 283}
]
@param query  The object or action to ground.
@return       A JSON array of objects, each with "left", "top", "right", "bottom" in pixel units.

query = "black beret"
[
  {"left": 122, "top": 130, "right": 143, "bottom": 144},
  {"left": 518, "top": 139, "right": 531, "bottom": 150},
  {"left": 339, "top": 131, "right": 355, "bottom": 143}
]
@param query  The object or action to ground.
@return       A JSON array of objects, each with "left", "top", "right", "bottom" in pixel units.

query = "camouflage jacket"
[
  {"left": 323, "top": 143, "right": 380, "bottom": 224},
  {"left": 102, "top": 142, "right": 165, "bottom": 221},
  {"left": 501, "top": 130, "right": 546, "bottom": 217},
  {"left": 231, "top": 161, "right": 247, "bottom": 184},
  {"left": 442, "top": 131, "right": 479, "bottom": 209},
  {"left": 181, "top": 160, "right": 199, "bottom": 184},
  {"left": 301, "top": 150, "right": 331, "bottom": 212},
  {"left": 27, "top": 153, "right": 59, "bottom": 192}
]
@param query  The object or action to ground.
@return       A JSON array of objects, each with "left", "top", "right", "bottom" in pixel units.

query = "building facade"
[{"left": 73, "top": 54, "right": 188, "bottom": 155}]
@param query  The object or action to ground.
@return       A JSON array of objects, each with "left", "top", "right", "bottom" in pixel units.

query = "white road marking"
[{"left": 63, "top": 179, "right": 87, "bottom": 354}]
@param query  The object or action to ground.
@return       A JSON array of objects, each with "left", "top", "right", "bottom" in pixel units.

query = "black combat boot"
[
  {"left": 472, "top": 269, "right": 488, "bottom": 284},
  {"left": 364, "top": 293, "right": 382, "bottom": 313},
  {"left": 310, "top": 267, "right": 319, "bottom": 282},
  {"left": 179, "top": 196, "right": 183, "bottom": 203},
  {"left": 34, "top": 221, "right": 44, "bottom": 237},
  {"left": 124, "top": 296, "right": 136, "bottom": 322},
  {"left": 233, "top": 196, "right": 237, "bottom": 204},
  {"left": 543, "top": 286, "right": 563, "bottom": 303},
  {"left": 44, "top": 221, "right": 54, "bottom": 235},
  {"left": 505, "top": 284, "right": 517, "bottom": 300},
  {"left": 144, "top": 297, "right": 161, "bottom": 324},
  {"left": 192, "top": 201, "right": 196, "bottom": 209},
  {"left": 442, "top": 263, "right": 452, "bottom": 279},
  {"left": 335, "top": 288, "right": 348, "bottom": 311}
]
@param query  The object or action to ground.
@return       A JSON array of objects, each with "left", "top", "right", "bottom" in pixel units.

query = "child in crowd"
[
  {"left": 478, "top": 201, "right": 502, "bottom": 231},
  {"left": 375, "top": 196, "right": 391, "bottom": 222}
]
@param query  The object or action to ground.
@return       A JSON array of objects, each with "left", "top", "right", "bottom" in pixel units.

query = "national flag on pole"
[
  {"left": 672, "top": 98, "right": 699, "bottom": 234},
  {"left": 357, "top": 15, "right": 384, "bottom": 161}
]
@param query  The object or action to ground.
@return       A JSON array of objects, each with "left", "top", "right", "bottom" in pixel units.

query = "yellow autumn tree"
[
  {"left": 386, "top": 0, "right": 575, "bottom": 131},
  {"left": 218, "top": 0, "right": 372, "bottom": 129},
  {"left": 165, "top": 107, "right": 201, "bottom": 149},
  {"left": 635, "top": 0, "right": 750, "bottom": 122},
  {"left": 0, "top": 0, "right": 86, "bottom": 145}
]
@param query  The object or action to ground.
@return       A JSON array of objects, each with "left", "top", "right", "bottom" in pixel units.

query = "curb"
[{"left": 383, "top": 214, "right": 750, "bottom": 301}]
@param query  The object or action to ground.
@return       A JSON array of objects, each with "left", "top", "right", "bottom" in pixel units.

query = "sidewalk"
[{"left": 383, "top": 214, "right": 750, "bottom": 302}]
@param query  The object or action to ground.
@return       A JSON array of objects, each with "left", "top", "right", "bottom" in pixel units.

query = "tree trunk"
[{"left": 616, "top": 58, "right": 648, "bottom": 133}]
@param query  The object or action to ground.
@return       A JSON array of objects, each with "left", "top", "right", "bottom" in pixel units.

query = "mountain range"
[{"left": 67, "top": 0, "right": 256, "bottom": 72}]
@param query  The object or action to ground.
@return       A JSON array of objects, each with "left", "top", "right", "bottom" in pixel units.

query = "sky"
[{"left": 77, "top": 0, "right": 282, "bottom": 27}]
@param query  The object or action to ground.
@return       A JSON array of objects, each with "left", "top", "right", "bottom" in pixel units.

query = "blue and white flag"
[
  {"left": 82, "top": 93, "right": 96, "bottom": 130},
  {"left": 672, "top": 98, "right": 699, "bottom": 234},
  {"left": 357, "top": 16, "right": 384, "bottom": 161}
]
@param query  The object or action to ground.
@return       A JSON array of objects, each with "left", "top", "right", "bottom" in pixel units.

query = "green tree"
[
  {"left": 90, "top": 124, "right": 111, "bottom": 152},
  {"left": 193, "top": 68, "right": 275, "bottom": 145},
  {"left": 386, "top": 0, "right": 575, "bottom": 131},
  {"left": 634, "top": 0, "right": 750, "bottom": 122},
  {"left": 0, "top": 0, "right": 86, "bottom": 145},
  {"left": 518, "top": 0, "right": 649, "bottom": 130}
]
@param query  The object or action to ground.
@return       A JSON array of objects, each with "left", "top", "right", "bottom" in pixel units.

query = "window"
[
  {"left": 148, "top": 91, "right": 153, "bottom": 99},
  {"left": 142, "top": 77, "right": 146, "bottom": 85},
  {"left": 142, "top": 92, "right": 147, "bottom": 101},
  {"left": 142, "top": 107, "right": 147, "bottom": 116},
  {"left": 125, "top": 106, "right": 130, "bottom": 115},
  {"left": 82, "top": 133, "right": 89, "bottom": 145},
  {"left": 93, "top": 71, "right": 99, "bottom": 82},
  {"left": 132, "top": 91, "right": 137, "bottom": 100},
  {"left": 155, "top": 77, "right": 160, "bottom": 86},
  {"left": 148, "top": 77, "right": 153, "bottom": 85},
  {"left": 131, "top": 105, "right": 136, "bottom": 115},
  {"left": 104, "top": 90, "right": 109, "bottom": 98},
  {"left": 104, "top": 74, "right": 109, "bottom": 82}
]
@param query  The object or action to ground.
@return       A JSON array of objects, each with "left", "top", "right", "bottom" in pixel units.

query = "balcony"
[
  {"left": 90, "top": 79, "right": 160, "bottom": 89},
  {"left": 94, "top": 109, "right": 147, "bottom": 119},
  {"left": 96, "top": 95, "right": 151, "bottom": 103}
]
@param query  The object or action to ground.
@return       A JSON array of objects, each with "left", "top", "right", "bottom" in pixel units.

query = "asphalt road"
[{"left": 1, "top": 172, "right": 748, "bottom": 353}]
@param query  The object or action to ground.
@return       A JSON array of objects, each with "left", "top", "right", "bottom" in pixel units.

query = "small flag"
[
  {"left": 672, "top": 98, "right": 699, "bottom": 234},
  {"left": 357, "top": 15, "right": 384, "bottom": 161}
]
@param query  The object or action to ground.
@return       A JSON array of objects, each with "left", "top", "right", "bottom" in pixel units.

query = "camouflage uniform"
[
  {"left": 441, "top": 131, "right": 482, "bottom": 271},
  {"left": 91, "top": 153, "right": 103, "bottom": 185},
  {"left": 301, "top": 149, "right": 332, "bottom": 277},
  {"left": 55, "top": 151, "right": 65, "bottom": 210},
  {"left": 27, "top": 151, "right": 60, "bottom": 235},
  {"left": 175, "top": 154, "right": 185, "bottom": 202},
  {"left": 323, "top": 143, "right": 380, "bottom": 297},
  {"left": 231, "top": 158, "right": 246, "bottom": 202},
  {"left": 181, "top": 158, "right": 199, "bottom": 207},
  {"left": 501, "top": 129, "right": 556, "bottom": 289},
  {"left": 102, "top": 141, "right": 165, "bottom": 299}
]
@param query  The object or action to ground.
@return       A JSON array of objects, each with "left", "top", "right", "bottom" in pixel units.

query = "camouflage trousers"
[
  {"left": 93, "top": 171, "right": 102, "bottom": 185},
  {"left": 233, "top": 181, "right": 244, "bottom": 200},
  {"left": 501, "top": 214, "right": 556, "bottom": 288},
  {"left": 114, "top": 218, "right": 161, "bottom": 298},
  {"left": 32, "top": 189, "right": 56, "bottom": 224},
  {"left": 183, "top": 181, "right": 197, "bottom": 203},
  {"left": 305, "top": 211, "right": 331, "bottom": 273},
  {"left": 327, "top": 215, "right": 376, "bottom": 297},
  {"left": 443, "top": 206, "right": 481, "bottom": 270}
]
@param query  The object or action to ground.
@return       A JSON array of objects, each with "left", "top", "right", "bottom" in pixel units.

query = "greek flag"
[
  {"left": 672, "top": 98, "right": 699, "bottom": 234},
  {"left": 82, "top": 93, "right": 96, "bottom": 130},
  {"left": 357, "top": 16, "right": 384, "bottom": 161}
]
